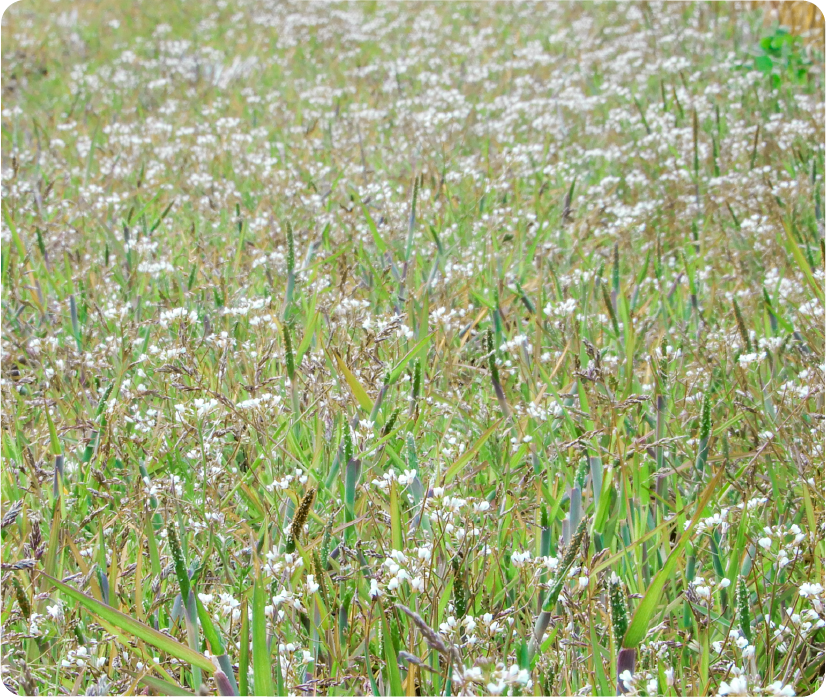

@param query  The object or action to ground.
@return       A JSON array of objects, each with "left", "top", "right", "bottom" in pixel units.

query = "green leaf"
[
  {"left": 390, "top": 481, "right": 403, "bottom": 551},
  {"left": 781, "top": 217, "right": 824, "bottom": 304},
  {"left": 364, "top": 637, "right": 381, "bottom": 697},
  {"left": 622, "top": 466, "right": 725, "bottom": 648},
  {"left": 589, "top": 622, "right": 611, "bottom": 697},
  {"left": 296, "top": 310, "right": 318, "bottom": 367},
  {"left": 386, "top": 334, "right": 432, "bottom": 386},
  {"left": 42, "top": 574, "right": 214, "bottom": 673},
  {"left": 360, "top": 200, "right": 388, "bottom": 254},
  {"left": 136, "top": 673, "right": 195, "bottom": 696},
  {"left": 442, "top": 420, "right": 501, "bottom": 484},
  {"left": 380, "top": 604, "right": 404, "bottom": 697},
  {"left": 252, "top": 575, "right": 274, "bottom": 696},
  {"left": 195, "top": 591, "right": 238, "bottom": 696},
  {"left": 195, "top": 596, "right": 222, "bottom": 652},
  {"left": 239, "top": 598, "right": 249, "bottom": 696},
  {"left": 45, "top": 408, "right": 61, "bottom": 456},
  {"left": 332, "top": 352, "right": 374, "bottom": 412},
  {"left": 755, "top": 54, "right": 773, "bottom": 73}
]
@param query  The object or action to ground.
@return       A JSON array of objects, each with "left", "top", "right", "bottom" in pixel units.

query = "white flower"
[
  {"left": 305, "top": 575, "right": 319, "bottom": 595},
  {"left": 696, "top": 585, "right": 711, "bottom": 600},
  {"left": 544, "top": 298, "right": 578, "bottom": 317},
  {"left": 578, "top": 575, "right": 589, "bottom": 590},
  {"left": 369, "top": 579, "right": 382, "bottom": 599},
  {"left": 457, "top": 666, "right": 483, "bottom": 685},
  {"left": 510, "top": 666, "right": 529, "bottom": 685},
  {"left": 758, "top": 537, "right": 772, "bottom": 550},
  {"left": 800, "top": 582, "right": 824, "bottom": 612},
  {"left": 197, "top": 593, "right": 214, "bottom": 605},
  {"left": 541, "top": 556, "right": 559, "bottom": 571},
  {"left": 440, "top": 617, "right": 458, "bottom": 634},
  {"left": 718, "top": 676, "right": 748, "bottom": 696},
  {"left": 737, "top": 352, "right": 763, "bottom": 367},
  {"left": 511, "top": 550, "right": 532, "bottom": 566},
  {"left": 766, "top": 681, "right": 795, "bottom": 697},
  {"left": 619, "top": 670, "right": 635, "bottom": 692},
  {"left": 800, "top": 583, "right": 823, "bottom": 598},
  {"left": 398, "top": 469, "right": 417, "bottom": 486}
]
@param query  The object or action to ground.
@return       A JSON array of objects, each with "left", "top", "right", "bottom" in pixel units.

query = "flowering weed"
[{"left": 1, "top": 2, "right": 824, "bottom": 696}]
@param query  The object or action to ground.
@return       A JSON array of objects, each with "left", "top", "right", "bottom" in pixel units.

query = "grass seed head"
[
  {"left": 288, "top": 487, "right": 316, "bottom": 550},
  {"left": 609, "top": 572, "right": 629, "bottom": 644}
]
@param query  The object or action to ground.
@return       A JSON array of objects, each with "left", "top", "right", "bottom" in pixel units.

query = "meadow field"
[{"left": 1, "top": 1, "right": 824, "bottom": 695}]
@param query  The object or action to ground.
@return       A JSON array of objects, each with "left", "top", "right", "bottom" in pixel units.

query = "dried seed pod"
[
  {"left": 29, "top": 520, "right": 42, "bottom": 559},
  {"left": 283, "top": 320, "right": 295, "bottom": 382},
  {"left": 602, "top": 282, "right": 621, "bottom": 335},
  {"left": 12, "top": 576, "right": 30, "bottom": 619},
  {"left": 2, "top": 500, "right": 23, "bottom": 529},
  {"left": 486, "top": 328, "right": 500, "bottom": 387},
  {"left": 286, "top": 487, "right": 316, "bottom": 553},
  {"left": 312, "top": 549, "right": 329, "bottom": 603},
  {"left": 658, "top": 336, "right": 669, "bottom": 389},
  {"left": 19, "top": 661, "right": 37, "bottom": 697},
  {"left": 732, "top": 299, "right": 751, "bottom": 352},
  {"left": 395, "top": 603, "right": 449, "bottom": 656}
]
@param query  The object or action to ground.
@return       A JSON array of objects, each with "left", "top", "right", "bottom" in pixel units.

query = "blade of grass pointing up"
[
  {"left": 442, "top": 420, "right": 501, "bottom": 485},
  {"left": 622, "top": 465, "right": 725, "bottom": 649},
  {"left": 332, "top": 351, "right": 373, "bottom": 412},
  {"left": 196, "top": 595, "right": 239, "bottom": 695},
  {"left": 252, "top": 573, "right": 274, "bottom": 696},
  {"left": 239, "top": 597, "right": 249, "bottom": 696}
]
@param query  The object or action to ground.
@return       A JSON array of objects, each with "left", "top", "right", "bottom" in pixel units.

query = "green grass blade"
[
  {"left": 386, "top": 334, "right": 432, "bottom": 386},
  {"left": 332, "top": 352, "right": 373, "bottom": 412},
  {"left": 136, "top": 674, "right": 195, "bottom": 696},
  {"left": 442, "top": 420, "right": 501, "bottom": 484},
  {"left": 252, "top": 574, "right": 274, "bottom": 696},
  {"left": 622, "top": 466, "right": 725, "bottom": 648},
  {"left": 42, "top": 574, "right": 214, "bottom": 673},
  {"left": 239, "top": 598, "right": 249, "bottom": 696}
]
